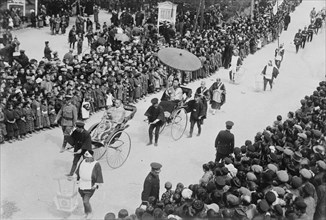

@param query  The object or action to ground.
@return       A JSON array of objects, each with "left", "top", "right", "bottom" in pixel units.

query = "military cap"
[
  {"left": 150, "top": 162, "right": 162, "bottom": 170},
  {"left": 226, "top": 121, "right": 234, "bottom": 127},
  {"left": 75, "top": 121, "right": 85, "bottom": 128},
  {"left": 151, "top": 98, "right": 159, "bottom": 104},
  {"left": 61, "top": 68, "right": 67, "bottom": 72},
  {"left": 20, "top": 49, "right": 25, "bottom": 53}
]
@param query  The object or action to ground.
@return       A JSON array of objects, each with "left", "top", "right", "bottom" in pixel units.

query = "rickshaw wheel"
[
  {"left": 106, "top": 130, "right": 131, "bottom": 169},
  {"left": 89, "top": 123, "right": 108, "bottom": 161},
  {"left": 171, "top": 108, "right": 188, "bottom": 141}
]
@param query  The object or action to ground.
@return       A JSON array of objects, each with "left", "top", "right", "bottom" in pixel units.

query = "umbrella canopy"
[
  {"left": 115, "top": 33, "right": 130, "bottom": 43},
  {"left": 157, "top": 48, "right": 202, "bottom": 72}
]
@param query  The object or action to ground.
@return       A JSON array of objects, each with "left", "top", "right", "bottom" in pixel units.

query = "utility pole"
[
  {"left": 277, "top": 0, "right": 279, "bottom": 48},
  {"left": 250, "top": 0, "right": 254, "bottom": 21},
  {"left": 199, "top": 0, "right": 205, "bottom": 31},
  {"left": 193, "top": 0, "right": 202, "bottom": 32}
]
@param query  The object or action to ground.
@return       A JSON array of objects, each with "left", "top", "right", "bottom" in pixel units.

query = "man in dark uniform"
[
  {"left": 141, "top": 162, "right": 162, "bottom": 204},
  {"left": 187, "top": 94, "right": 205, "bottom": 138},
  {"left": 293, "top": 29, "right": 302, "bottom": 53},
  {"left": 55, "top": 94, "right": 78, "bottom": 152},
  {"left": 144, "top": 98, "right": 165, "bottom": 146},
  {"left": 195, "top": 81, "right": 209, "bottom": 120},
  {"left": 44, "top": 41, "right": 52, "bottom": 60},
  {"left": 284, "top": 13, "right": 291, "bottom": 31},
  {"left": 66, "top": 121, "right": 92, "bottom": 177},
  {"left": 215, "top": 121, "right": 235, "bottom": 163},
  {"left": 307, "top": 23, "right": 315, "bottom": 42},
  {"left": 301, "top": 27, "right": 308, "bottom": 48}
]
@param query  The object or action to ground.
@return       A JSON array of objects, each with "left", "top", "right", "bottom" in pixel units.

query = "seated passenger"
[
  {"left": 167, "top": 78, "right": 183, "bottom": 102},
  {"left": 91, "top": 99, "right": 126, "bottom": 143},
  {"left": 160, "top": 78, "right": 184, "bottom": 114}
]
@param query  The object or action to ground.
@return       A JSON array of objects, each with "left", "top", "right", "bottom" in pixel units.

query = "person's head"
[
  {"left": 226, "top": 121, "right": 234, "bottom": 130},
  {"left": 201, "top": 81, "right": 206, "bottom": 88},
  {"left": 172, "top": 78, "right": 179, "bottom": 88},
  {"left": 151, "top": 98, "right": 159, "bottom": 108},
  {"left": 216, "top": 78, "right": 221, "bottom": 83},
  {"left": 150, "top": 162, "right": 162, "bottom": 176},
  {"left": 84, "top": 150, "right": 94, "bottom": 162},
  {"left": 75, "top": 121, "right": 85, "bottom": 132},
  {"left": 104, "top": 212, "right": 116, "bottom": 220},
  {"left": 268, "top": 60, "right": 273, "bottom": 66},
  {"left": 195, "top": 94, "right": 201, "bottom": 102},
  {"left": 118, "top": 209, "right": 129, "bottom": 219},
  {"left": 114, "top": 99, "right": 122, "bottom": 108}
]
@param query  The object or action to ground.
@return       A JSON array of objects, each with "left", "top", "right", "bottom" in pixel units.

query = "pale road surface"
[{"left": 1, "top": 0, "right": 326, "bottom": 219}]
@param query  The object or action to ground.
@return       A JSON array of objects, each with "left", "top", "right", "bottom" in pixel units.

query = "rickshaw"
[
  {"left": 88, "top": 104, "right": 137, "bottom": 169},
  {"left": 157, "top": 86, "right": 192, "bottom": 140}
]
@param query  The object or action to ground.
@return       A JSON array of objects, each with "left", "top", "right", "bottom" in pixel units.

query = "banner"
[{"left": 157, "top": 1, "right": 177, "bottom": 29}]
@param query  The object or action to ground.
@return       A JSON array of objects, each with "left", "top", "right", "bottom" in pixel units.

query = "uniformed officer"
[
  {"left": 215, "top": 121, "right": 235, "bottom": 163},
  {"left": 307, "top": 22, "right": 315, "bottom": 42},
  {"left": 55, "top": 94, "right": 78, "bottom": 152},
  {"left": 66, "top": 120, "right": 92, "bottom": 177},
  {"left": 293, "top": 29, "right": 302, "bottom": 53},
  {"left": 44, "top": 41, "right": 52, "bottom": 60},
  {"left": 141, "top": 162, "right": 162, "bottom": 204},
  {"left": 301, "top": 27, "right": 308, "bottom": 48}
]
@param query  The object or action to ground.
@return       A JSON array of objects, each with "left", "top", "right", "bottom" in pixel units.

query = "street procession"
[{"left": 1, "top": 0, "right": 326, "bottom": 219}]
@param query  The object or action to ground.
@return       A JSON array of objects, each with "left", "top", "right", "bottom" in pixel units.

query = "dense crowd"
[
  {"left": 103, "top": 80, "right": 326, "bottom": 220},
  {"left": 0, "top": 0, "right": 306, "bottom": 146}
]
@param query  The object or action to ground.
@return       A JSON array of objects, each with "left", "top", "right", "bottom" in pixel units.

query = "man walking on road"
[
  {"left": 294, "top": 29, "right": 302, "bottom": 53},
  {"left": 65, "top": 121, "right": 92, "bottom": 177},
  {"left": 215, "top": 121, "right": 234, "bottom": 163},
  {"left": 141, "top": 162, "right": 162, "bottom": 205},
  {"left": 55, "top": 94, "right": 78, "bottom": 152},
  {"left": 261, "top": 60, "right": 279, "bottom": 91},
  {"left": 144, "top": 98, "right": 165, "bottom": 146},
  {"left": 76, "top": 150, "right": 103, "bottom": 220}
]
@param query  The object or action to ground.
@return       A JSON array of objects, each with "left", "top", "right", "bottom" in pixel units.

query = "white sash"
[{"left": 79, "top": 160, "right": 97, "bottom": 190}]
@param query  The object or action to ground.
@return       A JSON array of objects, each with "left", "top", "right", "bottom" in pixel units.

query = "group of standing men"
[{"left": 293, "top": 7, "right": 324, "bottom": 53}]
